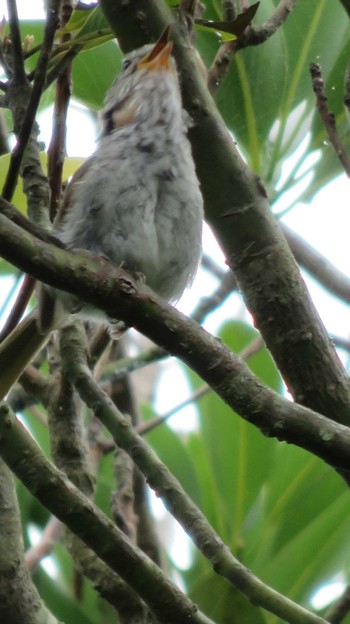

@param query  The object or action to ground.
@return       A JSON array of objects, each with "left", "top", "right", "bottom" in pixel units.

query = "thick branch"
[{"left": 1, "top": 216, "right": 350, "bottom": 471}]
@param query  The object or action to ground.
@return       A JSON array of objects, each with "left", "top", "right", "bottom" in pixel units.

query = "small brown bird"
[{"left": 0, "top": 28, "right": 203, "bottom": 398}]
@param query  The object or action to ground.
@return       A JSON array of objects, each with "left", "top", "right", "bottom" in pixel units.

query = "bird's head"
[{"left": 102, "top": 27, "right": 184, "bottom": 133}]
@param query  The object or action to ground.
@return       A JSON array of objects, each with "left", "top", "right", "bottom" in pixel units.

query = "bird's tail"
[{"left": 0, "top": 313, "right": 48, "bottom": 400}]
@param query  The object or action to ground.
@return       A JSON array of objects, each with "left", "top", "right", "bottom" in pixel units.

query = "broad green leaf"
[
  {"left": 94, "top": 451, "right": 114, "bottom": 519},
  {"left": 51, "top": 5, "right": 114, "bottom": 55},
  {"left": 57, "top": 7, "right": 94, "bottom": 36},
  {"left": 188, "top": 571, "right": 267, "bottom": 624},
  {"left": 72, "top": 40, "right": 122, "bottom": 109},
  {"left": 34, "top": 567, "right": 103, "bottom": 624},
  {"left": 0, "top": 259, "right": 18, "bottom": 275},
  {"left": 195, "top": 23, "right": 237, "bottom": 42},
  {"left": 181, "top": 321, "right": 282, "bottom": 547},
  {"left": 69, "top": 5, "right": 109, "bottom": 41},
  {"left": 263, "top": 491, "right": 350, "bottom": 614},
  {"left": 176, "top": 318, "right": 349, "bottom": 620},
  {"left": 142, "top": 404, "right": 202, "bottom": 506}
]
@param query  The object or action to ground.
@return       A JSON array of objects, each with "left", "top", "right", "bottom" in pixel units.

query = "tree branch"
[
  {"left": 0, "top": 196, "right": 64, "bottom": 247},
  {"left": 237, "top": 0, "right": 297, "bottom": 48},
  {"left": 47, "top": 0, "right": 73, "bottom": 221},
  {"left": 309, "top": 62, "right": 350, "bottom": 178},
  {"left": 25, "top": 516, "right": 62, "bottom": 572},
  {"left": 282, "top": 223, "right": 350, "bottom": 303},
  {"left": 1, "top": 216, "right": 350, "bottom": 471},
  {"left": 2, "top": 0, "right": 61, "bottom": 208},
  {"left": 0, "top": 274, "right": 36, "bottom": 341},
  {"left": 6, "top": 0, "right": 26, "bottom": 84},
  {"left": 208, "top": 0, "right": 298, "bottom": 94}
]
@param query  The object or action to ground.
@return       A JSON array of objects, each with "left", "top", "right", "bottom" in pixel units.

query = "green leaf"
[
  {"left": 175, "top": 318, "right": 350, "bottom": 619},
  {"left": 195, "top": 23, "right": 237, "bottom": 42},
  {"left": 143, "top": 404, "right": 202, "bottom": 506},
  {"left": 57, "top": 7, "right": 95, "bottom": 36},
  {"left": 195, "top": 2, "right": 260, "bottom": 39},
  {"left": 52, "top": 6, "right": 113, "bottom": 54},
  {"left": 72, "top": 40, "right": 122, "bottom": 109},
  {"left": 0, "top": 259, "right": 17, "bottom": 275}
]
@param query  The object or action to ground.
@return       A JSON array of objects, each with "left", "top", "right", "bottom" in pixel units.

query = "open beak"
[{"left": 138, "top": 26, "right": 173, "bottom": 72}]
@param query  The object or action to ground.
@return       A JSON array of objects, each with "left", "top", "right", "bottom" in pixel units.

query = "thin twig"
[
  {"left": 282, "top": 223, "right": 350, "bottom": 304},
  {"left": 45, "top": 45, "right": 81, "bottom": 88},
  {"left": 222, "top": 0, "right": 237, "bottom": 22},
  {"left": 137, "top": 335, "right": 264, "bottom": 436},
  {"left": 208, "top": 39, "right": 237, "bottom": 95},
  {"left": 48, "top": 0, "right": 74, "bottom": 221},
  {"left": 102, "top": 268, "right": 237, "bottom": 382},
  {"left": 237, "top": 0, "right": 297, "bottom": 48},
  {"left": 310, "top": 62, "right": 350, "bottom": 178},
  {"left": 2, "top": 0, "right": 61, "bottom": 201},
  {"left": 0, "top": 274, "right": 35, "bottom": 342},
  {"left": 25, "top": 516, "right": 63, "bottom": 571},
  {"left": 0, "top": 196, "right": 64, "bottom": 246},
  {"left": 208, "top": 0, "right": 297, "bottom": 95},
  {"left": 192, "top": 269, "right": 237, "bottom": 324},
  {"left": 6, "top": 0, "right": 26, "bottom": 84},
  {"left": 102, "top": 345, "right": 168, "bottom": 381},
  {"left": 201, "top": 253, "right": 227, "bottom": 279},
  {"left": 137, "top": 384, "right": 210, "bottom": 436}
]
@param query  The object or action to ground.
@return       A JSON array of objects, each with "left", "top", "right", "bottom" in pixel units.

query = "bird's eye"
[{"left": 123, "top": 59, "right": 132, "bottom": 71}]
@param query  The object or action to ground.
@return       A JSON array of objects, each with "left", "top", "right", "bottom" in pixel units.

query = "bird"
[{"left": 0, "top": 27, "right": 203, "bottom": 399}]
